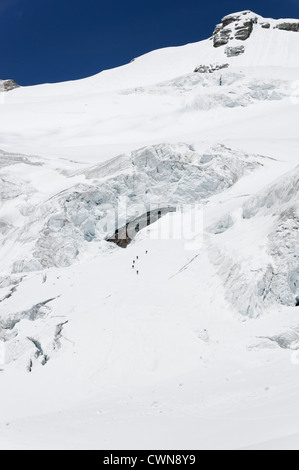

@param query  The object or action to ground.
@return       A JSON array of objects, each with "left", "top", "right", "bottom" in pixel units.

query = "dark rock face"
[
  {"left": 108, "top": 207, "right": 176, "bottom": 248},
  {"left": 225, "top": 45, "right": 245, "bottom": 57},
  {"left": 222, "top": 14, "right": 240, "bottom": 28},
  {"left": 213, "top": 28, "right": 232, "bottom": 48},
  {"left": 0, "top": 79, "right": 20, "bottom": 92},
  {"left": 212, "top": 24, "right": 223, "bottom": 36},
  {"left": 276, "top": 22, "right": 299, "bottom": 32},
  {"left": 235, "top": 20, "right": 255, "bottom": 40},
  {"left": 194, "top": 63, "right": 229, "bottom": 73},
  {"left": 261, "top": 22, "right": 271, "bottom": 29}
]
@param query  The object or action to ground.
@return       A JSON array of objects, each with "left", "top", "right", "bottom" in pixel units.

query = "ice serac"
[
  {"left": 210, "top": 166, "right": 299, "bottom": 317},
  {"left": 1, "top": 144, "right": 264, "bottom": 272}
]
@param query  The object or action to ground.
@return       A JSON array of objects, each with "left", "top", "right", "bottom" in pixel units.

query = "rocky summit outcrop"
[
  {"left": 0, "top": 79, "right": 20, "bottom": 92},
  {"left": 212, "top": 11, "right": 259, "bottom": 48},
  {"left": 212, "top": 11, "right": 299, "bottom": 50}
]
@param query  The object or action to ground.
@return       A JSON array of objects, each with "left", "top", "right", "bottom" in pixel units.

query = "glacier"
[{"left": 1, "top": 9, "right": 299, "bottom": 450}]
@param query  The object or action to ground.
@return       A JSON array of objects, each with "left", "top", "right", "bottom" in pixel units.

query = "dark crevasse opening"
[{"left": 107, "top": 207, "right": 176, "bottom": 248}]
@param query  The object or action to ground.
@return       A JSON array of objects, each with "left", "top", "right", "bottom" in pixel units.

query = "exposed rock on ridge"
[
  {"left": 212, "top": 10, "right": 299, "bottom": 50},
  {"left": 212, "top": 11, "right": 259, "bottom": 48},
  {"left": 276, "top": 22, "right": 299, "bottom": 32},
  {"left": 0, "top": 79, "right": 20, "bottom": 92}
]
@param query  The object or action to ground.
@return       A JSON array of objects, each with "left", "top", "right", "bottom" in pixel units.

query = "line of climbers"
[{"left": 132, "top": 250, "right": 148, "bottom": 275}]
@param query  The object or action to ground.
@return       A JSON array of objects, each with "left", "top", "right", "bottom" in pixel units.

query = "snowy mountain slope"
[
  {"left": 4, "top": 10, "right": 299, "bottom": 96},
  {"left": 1, "top": 11, "right": 299, "bottom": 161},
  {"left": 2, "top": 214, "right": 299, "bottom": 450},
  {"left": 1, "top": 10, "right": 299, "bottom": 450}
]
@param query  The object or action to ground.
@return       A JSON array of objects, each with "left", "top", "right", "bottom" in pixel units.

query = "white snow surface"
[{"left": 1, "top": 10, "right": 299, "bottom": 450}]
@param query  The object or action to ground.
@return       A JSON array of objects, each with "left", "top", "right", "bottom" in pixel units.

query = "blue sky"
[{"left": 1, "top": 0, "right": 299, "bottom": 86}]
